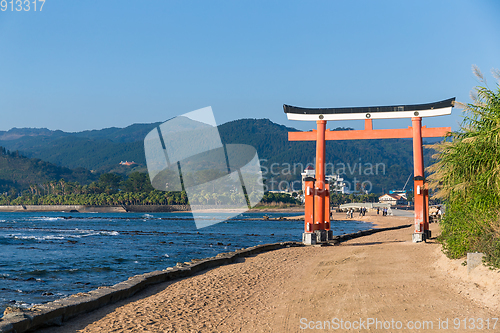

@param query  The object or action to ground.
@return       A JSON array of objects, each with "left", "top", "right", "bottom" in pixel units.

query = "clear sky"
[{"left": 0, "top": 0, "right": 498, "bottom": 133}]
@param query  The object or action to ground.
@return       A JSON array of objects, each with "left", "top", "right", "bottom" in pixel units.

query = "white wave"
[
  {"left": 99, "top": 231, "right": 119, "bottom": 236},
  {"left": 30, "top": 217, "right": 64, "bottom": 221},
  {"left": 51, "top": 229, "right": 119, "bottom": 237},
  {"left": 55, "top": 228, "right": 94, "bottom": 233},
  {"left": 10, "top": 234, "right": 65, "bottom": 241},
  {"left": 79, "top": 233, "right": 99, "bottom": 238}
]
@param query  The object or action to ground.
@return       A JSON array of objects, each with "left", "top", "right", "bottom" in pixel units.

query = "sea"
[{"left": 0, "top": 211, "right": 373, "bottom": 316}]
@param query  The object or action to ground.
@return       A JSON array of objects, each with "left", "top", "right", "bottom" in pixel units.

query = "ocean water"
[{"left": 0, "top": 211, "right": 372, "bottom": 316}]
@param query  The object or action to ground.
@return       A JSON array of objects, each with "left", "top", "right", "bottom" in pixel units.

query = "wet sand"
[{"left": 38, "top": 212, "right": 499, "bottom": 333}]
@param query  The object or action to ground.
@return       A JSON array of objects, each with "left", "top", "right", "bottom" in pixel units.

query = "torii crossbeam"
[{"left": 284, "top": 98, "right": 454, "bottom": 244}]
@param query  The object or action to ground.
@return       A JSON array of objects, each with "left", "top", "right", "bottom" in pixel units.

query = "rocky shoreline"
[
  {"left": 32, "top": 215, "right": 500, "bottom": 333},
  {"left": 0, "top": 204, "right": 304, "bottom": 214},
  {"left": 0, "top": 224, "right": 411, "bottom": 333}
]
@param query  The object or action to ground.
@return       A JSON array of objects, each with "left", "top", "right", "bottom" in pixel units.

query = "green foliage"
[
  {"left": 98, "top": 173, "right": 123, "bottom": 193},
  {"left": 0, "top": 190, "right": 189, "bottom": 206},
  {"left": 428, "top": 66, "right": 500, "bottom": 268},
  {"left": 329, "top": 192, "right": 379, "bottom": 206},
  {"left": 1, "top": 168, "right": 298, "bottom": 206},
  {"left": 120, "top": 172, "right": 154, "bottom": 193},
  {"left": 0, "top": 147, "right": 97, "bottom": 193},
  {"left": 260, "top": 192, "right": 301, "bottom": 205}
]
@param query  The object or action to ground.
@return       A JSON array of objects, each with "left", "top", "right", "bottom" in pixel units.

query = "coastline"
[
  {"left": 3, "top": 212, "right": 499, "bottom": 332},
  {"left": 63, "top": 215, "right": 496, "bottom": 333},
  {"left": 0, "top": 204, "right": 303, "bottom": 214},
  {"left": 0, "top": 213, "right": 376, "bottom": 332}
]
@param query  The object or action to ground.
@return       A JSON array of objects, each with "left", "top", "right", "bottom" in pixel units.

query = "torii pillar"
[{"left": 284, "top": 98, "right": 455, "bottom": 244}]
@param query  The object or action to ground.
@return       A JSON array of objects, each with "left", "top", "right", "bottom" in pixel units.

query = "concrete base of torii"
[
  {"left": 302, "top": 232, "right": 317, "bottom": 245},
  {"left": 412, "top": 230, "right": 432, "bottom": 243},
  {"left": 412, "top": 232, "right": 425, "bottom": 243},
  {"left": 302, "top": 230, "right": 334, "bottom": 245}
]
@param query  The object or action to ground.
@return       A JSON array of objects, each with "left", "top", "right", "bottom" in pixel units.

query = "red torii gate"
[{"left": 284, "top": 98, "right": 455, "bottom": 243}]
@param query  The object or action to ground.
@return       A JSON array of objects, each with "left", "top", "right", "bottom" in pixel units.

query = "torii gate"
[{"left": 284, "top": 98, "right": 454, "bottom": 244}]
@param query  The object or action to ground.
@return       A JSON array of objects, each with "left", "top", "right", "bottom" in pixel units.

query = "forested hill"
[
  {"left": 0, "top": 147, "right": 97, "bottom": 193},
  {"left": 0, "top": 119, "right": 438, "bottom": 193},
  {"left": 218, "top": 119, "right": 435, "bottom": 193},
  {"left": 0, "top": 124, "right": 158, "bottom": 172}
]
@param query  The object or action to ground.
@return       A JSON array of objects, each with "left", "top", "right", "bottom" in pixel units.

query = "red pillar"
[
  {"left": 412, "top": 117, "right": 425, "bottom": 235},
  {"left": 304, "top": 179, "right": 315, "bottom": 233},
  {"left": 424, "top": 188, "right": 429, "bottom": 232},
  {"left": 314, "top": 120, "right": 326, "bottom": 231},
  {"left": 324, "top": 183, "right": 330, "bottom": 230}
]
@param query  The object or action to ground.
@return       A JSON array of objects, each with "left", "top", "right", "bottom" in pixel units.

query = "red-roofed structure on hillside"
[{"left": 119, "top": 161, "right": 137, "bottom": 166}]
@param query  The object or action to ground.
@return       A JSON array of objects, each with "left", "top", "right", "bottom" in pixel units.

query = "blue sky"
[{"left": 0, "top": 0, "right": 498, "bottom": 133}]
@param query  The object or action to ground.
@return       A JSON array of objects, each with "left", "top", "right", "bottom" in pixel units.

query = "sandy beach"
[{"left": 37, "top": 212, "right": 499, "bottom": 332}]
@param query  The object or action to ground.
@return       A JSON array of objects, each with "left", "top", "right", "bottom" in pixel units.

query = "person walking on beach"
[
  {"left": 350, "top": 208, "right": 353, "bottom": 219},
  {"left": 437, "top": 206, "right": 443, "bottom": 220}
]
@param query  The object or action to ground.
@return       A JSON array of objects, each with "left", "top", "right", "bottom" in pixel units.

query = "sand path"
[{"left": 39, "top": 213, "right": 499, "bottom": 332}]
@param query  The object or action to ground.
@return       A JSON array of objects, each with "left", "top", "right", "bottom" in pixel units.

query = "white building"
[
  {"left": 326, "top": 174, "right": 347, "bottom": 194},
  {"left": 379, "top": 193, "right": 407, "bottom": 205},
  {"left": 301, "top": 165, "right": 347, "bottom": 194}
]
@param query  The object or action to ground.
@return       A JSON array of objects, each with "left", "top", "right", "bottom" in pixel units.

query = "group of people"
[
  {"left": 345, "top": 207, "right": 367, "bottom": 219},
  {"left": 359, "top": 207, "right": 367, "bottom": 216},
  {"left": 376, "top": 207, "right": 389, "bottom": 216},
  {"left": 344, "top": 206, "right": 391, "bottom": 218}
]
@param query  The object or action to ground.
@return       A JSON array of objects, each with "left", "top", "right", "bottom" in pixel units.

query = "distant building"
[
  {"left": 326, "top": 174, "right": 347, "bottom": 194},
  {"left": 379, "top": 193, "right": 407, "bottom": 205},
  {"left": 300, "top": 165, "right": 347, "bottom": 195},
  {"left": 119, "top": 161, "right": 137, "bottom": 166},
  {"left": 268, "top": 190, "right": 292, "bottom": 195}
]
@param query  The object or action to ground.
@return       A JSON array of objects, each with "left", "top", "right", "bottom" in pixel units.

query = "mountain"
[
  {"left": 0, "top": 126, "right": 154, "bottom": 172},
  {"left": 0, "top": 119, "right": 439, "bottom": 193},
  {"left": 0, "top": 148, "right": 97, "bottom": 193},
  {"left": 218, "top": 119, "right": 434, "bottom": 193}
]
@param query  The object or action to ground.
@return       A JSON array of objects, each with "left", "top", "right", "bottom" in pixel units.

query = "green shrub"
[{"left": 428, "top": 66, "right": 500, "bottom": 268}]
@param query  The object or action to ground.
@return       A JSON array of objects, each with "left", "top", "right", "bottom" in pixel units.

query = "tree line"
[{"left": 0, "top": 171, "right": 301, "bottom": 206}]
